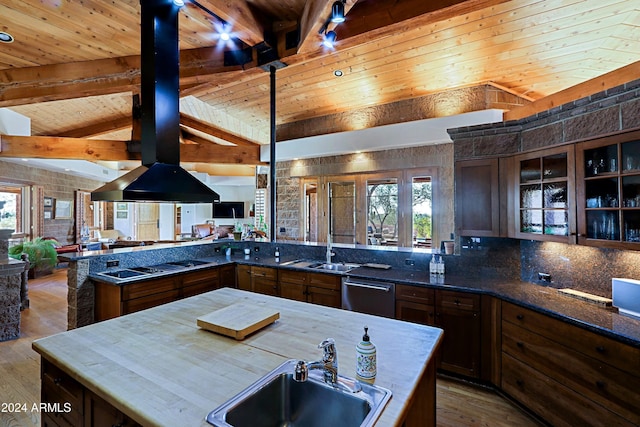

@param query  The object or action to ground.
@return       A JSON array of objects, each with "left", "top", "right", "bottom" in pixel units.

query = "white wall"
[{"left": 158, "top": 203, "right": 175, "bottom": 240}]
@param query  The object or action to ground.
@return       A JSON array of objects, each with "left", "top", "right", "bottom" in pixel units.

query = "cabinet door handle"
[
  {"left": 516, "top": 341, "right": 524, "bottom": 348},
  {"left": 454, "top": 299, "right": 461, "bottom": 305},
  {"left": 516, "top": 379, "right": 524, "bottom": 387},
  {"left": 516, "top": 314, "right": 524, "bottom": 320},
  {"left": 596, "top": 381, "right": 606, "bottom": 389},
  {"left": 53, "top": 377, "right": 62, "bottom": 385},
  {"left": 595, "top": 346, "right": 606, "bottom": 353}
]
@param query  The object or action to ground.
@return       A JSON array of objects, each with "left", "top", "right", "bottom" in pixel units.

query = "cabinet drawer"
[
  {"left": 396, "top": 300, "right": 435, "bottom": 326},
  {"left": 122, "top": 277, "right": 177, "bottom": 300},
  {"left": 307, "top": 272, "right": 340, "bottom": 290},
  {"left": 279, "top": 269, "right": 307, "bottom": 284},
  {"left": 252, "top": 266, "right": 277, "bottom": 280},
  {"left": 437, "top": 290, "right": 479, "bottom": 311},
  {"left": 307, "top": 286, "right": 340, "bottom": 308},
  {"left": 503, "top": 320, "right": 640, "bottom": 424},
  {"left": 41, "top": 359, "right": 83, "bottom": 426},
  {"left": 502, "top": 302, "right": 640, "bottom": 373},
  {"left": 396, "top": 284, "right": 435, "bottom": 304},
  {"left": 502, "top": 352, "right": 635, "bottom": 427},
  {"left": 182, "top": 281, "right": 217, "bottom": 299},
  {"left": 123, "top": 290, "right": 180, "bottom": 314},
  {"left": 181, "top": 268, "right": 219, "bottom": 288}
]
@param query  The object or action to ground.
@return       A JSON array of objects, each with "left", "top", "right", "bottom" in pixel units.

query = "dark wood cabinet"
[
  {"left": 501, "top": 301, "right": 640, "bottom": 427},
  {"left": 455, "top": 158, "right": 503, "bottom": 237},
  {"left": 435, "top": 290, "right": 481, "bottom": 378},
  {"left": 395, "top": 285, "right": 481, "bottom": 379},
  {"left": 279, "top": 269, "right": 341, "bottom": 308},
  {"left": 395, "top": 284, "right": 435, "bottom": 325},
  {"left": 512, "top": 145, "right": 576, "bottom": 242},
  {"left": 218, "top": 264, "right": 236, "bottom": 288},
  {"left": 576, "top": 129, "right": 640, "bottom": 249},
  {"left": 41, "top": 358, "right": 141, "bottom": 427},
  {"left": 94, "top": 267, "right": 221, "bottom": 321},
  {"left": 236, "top": 265, "right": 278, "bottom": 296}
]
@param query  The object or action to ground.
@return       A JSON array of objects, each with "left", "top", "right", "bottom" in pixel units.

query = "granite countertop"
[
  {"left": 345, "top": 266, "right": 640, "bottom": 348},
  {"left": 86, "top": 252, "right": 640, "bottom": 348}
]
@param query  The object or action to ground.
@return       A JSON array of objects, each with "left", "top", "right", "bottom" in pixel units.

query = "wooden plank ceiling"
[{"left": 0, "top": 0, "right": 638, "bottom": 175}]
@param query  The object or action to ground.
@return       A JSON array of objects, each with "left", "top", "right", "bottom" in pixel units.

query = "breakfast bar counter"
[{"left": 33, "top": 287, "right": 442, "bottom": 427}]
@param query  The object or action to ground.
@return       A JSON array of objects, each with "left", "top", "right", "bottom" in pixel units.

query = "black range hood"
[{"left": 91, "top": 0, "right": 220, "bottom": 203}]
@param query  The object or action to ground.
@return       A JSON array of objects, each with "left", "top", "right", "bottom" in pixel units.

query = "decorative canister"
[{"left": 356, "top": 326, "right": 377, "bottom": 380}]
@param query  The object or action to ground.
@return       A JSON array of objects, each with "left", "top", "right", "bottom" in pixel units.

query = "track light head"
[
  {"left": 322, "top": 30, "right": 337, "bottom": 48},
  {"left": 331, "top": 1, "right": 345, "bottom": 23}
]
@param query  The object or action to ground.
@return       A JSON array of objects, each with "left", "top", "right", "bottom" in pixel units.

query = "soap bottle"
[
  {"left": 437, "top": 255, "right": 445, "bottom": 276},
  {"left": 429, "top": 254, "right": 437, "bottom": 275},
  {"left": 274, "top": 246, "right": 280, "bottom": 261},
  {"left": 356, "top": 326, "right": 376, "bottom": 381}
]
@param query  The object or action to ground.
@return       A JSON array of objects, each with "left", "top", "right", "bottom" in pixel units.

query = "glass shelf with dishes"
[
  {"left": 514, "top": 145, "right": 575, "bottom": 242},
  {"left": 577, "top": 130, "right": 640, "bottom": 248}
]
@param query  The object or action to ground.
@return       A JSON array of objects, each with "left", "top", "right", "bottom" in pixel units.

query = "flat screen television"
[{"left": 213, "top": 201, "right": 245, "bottom": 218}]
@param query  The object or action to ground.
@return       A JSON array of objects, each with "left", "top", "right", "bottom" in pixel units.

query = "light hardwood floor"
[{"left": 0, "top": 267, "right": 541, "bottom": 427}]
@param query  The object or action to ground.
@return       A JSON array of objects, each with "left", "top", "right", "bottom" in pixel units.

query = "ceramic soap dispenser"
[{"left": 356, "top": 326, "right": 377, "bottom": 381}]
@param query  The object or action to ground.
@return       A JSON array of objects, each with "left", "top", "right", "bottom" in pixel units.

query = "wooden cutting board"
[{"left": 196, "top": 303, "right": 280, "bottom": 340}]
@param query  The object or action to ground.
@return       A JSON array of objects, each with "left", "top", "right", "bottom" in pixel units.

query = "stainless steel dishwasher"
[{"left": 341, "top": 277, "right": 395, "bottom": 318}]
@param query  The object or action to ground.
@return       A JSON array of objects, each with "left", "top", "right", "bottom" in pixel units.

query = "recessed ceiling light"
[
  {"left": 0, "top": 32, "right": 14, "bottom": 43},
  {"left": 334, "top": 69, "right": 344, "bottom": 77}
]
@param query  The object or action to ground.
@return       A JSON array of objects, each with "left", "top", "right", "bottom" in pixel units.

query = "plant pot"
[
  {"left": 28, "top": 263, "right": 54, "bottom": 279},
  {"left": 233, "top": 232, "right": 242, "bottom": 241}
]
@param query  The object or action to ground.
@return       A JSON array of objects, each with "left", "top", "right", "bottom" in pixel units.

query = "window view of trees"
[
  {"left": 366, "top": 177, "right": 432, "bottom": 247},
  {"left": 413, "top": 177, "right": 432, "bottom": 247},
  {"left": 367, "top": 179, "right": 398, "bottom": 245},
  {"left": 0, "top": 192, "right": 17, "bottom": 230}
]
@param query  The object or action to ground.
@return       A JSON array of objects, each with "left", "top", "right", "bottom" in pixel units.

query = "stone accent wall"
[
  {"left": 0, "top": 160, "right": 104, "bottom": 244},
  {"left": 277, "top": 84, "right": 530, "bottom": 141},
  {"left": 449, "top": 78, "right": 640, "bottom": 161},
  {"left": 276, "top": 143, "right": 454, "bottom": 245}
]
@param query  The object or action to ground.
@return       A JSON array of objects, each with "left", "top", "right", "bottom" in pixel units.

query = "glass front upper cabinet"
[
  {"left": 514, "top": 145, "right": 575, "bottom": 242},
  {"left": 577, "top": 130, "right": 640, "bottom": 248}
]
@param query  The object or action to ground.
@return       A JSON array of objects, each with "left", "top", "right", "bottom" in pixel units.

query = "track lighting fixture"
[
  {"left": 331, "top": 1, "right": 345, "bottom": 23},
  {"left": 219, "top": 25, "right": 230, "bottom": 41},
  {"left": 322, "top": 30, "right": 337, "bottom": 48},
  {"left": 173, "top": 0, "right": 185, "bottom": 7}
]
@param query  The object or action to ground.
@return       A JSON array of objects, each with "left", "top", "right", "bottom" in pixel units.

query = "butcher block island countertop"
[{"left": 33, "top": 287, "right": 443, "bottom": 427}]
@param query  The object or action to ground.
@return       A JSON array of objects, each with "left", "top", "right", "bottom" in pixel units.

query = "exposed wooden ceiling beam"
[
  {"left": 54, "top": 116, "right": 133, "bottom": 138},
  {"left": 0, "top": 135, "right": 265, "bottom": 164},
  {"left": 0, "top": 135, "right": 130, "bottom": 161},
  {"left": 192, "top": 0, "right": 265, "bottom": 47},
  {"left": 334, "top": 0, "right": 511, "bottom": 47},
  {"left": 0, "top": 47, "right": 245, "bottom": 108},
  {"left": 298, "top": 0, "right": 333, "bottom": 54},
  {"left": 504, "top": 61, "right": 640, "bottom": 122},
  {"left": 179, "top": 113, "right": 260, "bottom": 146}
]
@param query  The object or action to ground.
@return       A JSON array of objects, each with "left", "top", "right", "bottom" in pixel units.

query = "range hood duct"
[{"left": 91, "top": 0, "right": 220, "bottom": 203}]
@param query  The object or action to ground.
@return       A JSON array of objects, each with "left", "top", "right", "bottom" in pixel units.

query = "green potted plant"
[
  {"left": 9, "top": 237, "right": 59, "bottom": 279},
  {"left": 233, "top": 222, "right": 243, "bottom": 241}
]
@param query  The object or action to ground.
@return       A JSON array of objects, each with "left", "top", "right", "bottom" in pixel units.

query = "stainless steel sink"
[
  {"left": 280, "top": 259, "right": 360, "bottom": 272},
  {"left": 167, "top": 259, "right": 210, "bottom": 267},
  {"left": 97, "top": 269, "right": 150, "bottom": 279},
  {"left": 206, "top": 359, "right": 392, "bottom": 427},
  {"left": 312, "top": 262, "right": 360, "bottom": 272}
]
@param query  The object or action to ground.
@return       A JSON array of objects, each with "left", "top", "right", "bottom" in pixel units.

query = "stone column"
[
  {"left": 0, "top": 228, "right": 26, "bottom": 342},
  {"left": 67, "top": 259, "right": 93, "bottom": 329}
]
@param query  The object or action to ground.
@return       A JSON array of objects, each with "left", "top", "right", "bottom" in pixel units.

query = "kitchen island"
[{"left": 33, "top": 287, "right": 442, "bottom": 427}]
